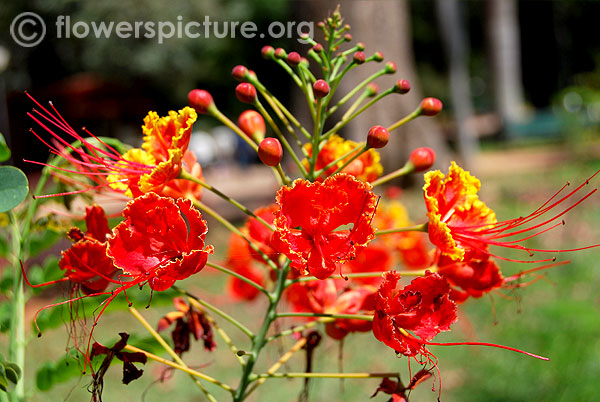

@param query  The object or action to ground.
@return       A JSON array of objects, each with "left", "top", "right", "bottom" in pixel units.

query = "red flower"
[
  {"left": 424, "top": 162, "right": 599, "bottom": 263},
  {"left": 107, "top": 192, "right": 213, "bottom": 291},
  {"left": 272, "top": 174, "right": 378, "bottom": 279},
  {"left": 373, "top": 271, "right": 457, "bottom": 357},
  {"left": 58, "top": 205, "right": 118, "bottom": 295},
  {"left": 344, "top": 243, "right": 393, "bottom": 286},
  {"left": 436, "top": 252, "right": 504, "bottom": 303},
  {"left": 286, "top": 279, "right": 376, "bottom": 339}
]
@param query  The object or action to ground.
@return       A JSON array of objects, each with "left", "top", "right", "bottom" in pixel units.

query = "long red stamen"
[{"left": 425, "top": 341, "right": 549, "bottom": 361}]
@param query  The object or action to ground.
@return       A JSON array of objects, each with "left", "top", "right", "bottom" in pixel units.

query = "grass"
[{"left": 8, "top": 145, "right": 600, "bottom": 401}]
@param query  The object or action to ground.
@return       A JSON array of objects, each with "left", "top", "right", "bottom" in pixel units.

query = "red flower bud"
[
  {"left": 373, "top": 51, "right": 384, "bottom": 62},
  {"left": 261, "top": 45, "right": 274, "bottom": 59},
  {"left": 317, "top": 21, "right": 325, "bottom": 29},
  {"left": 287, "top": 51, "right": 301, "bottom": 67},
  {"left": 420, "top": 97, "right": 443, "bottom": 116},
  {"left": 238, "top": 110, "right": 266, "bottom": 142},
  {"left": 366, "top": 83, "right": 379, "bottom": 97},
  {"left": 300, "top": 57, "right": 310, "bottom": 68},
  {"left": 344, "top": 33, "right": 352, "bottom": 42},
  {"left": 188, "top": 89, "right": 214, "bottom": 114},
  {"left": 394, "top": 79, "right": 411, "bottom": 94},
  {"left": 367, "top": 125, "right": 390, "bottom": 149},
  {"left": 232, "top": 65, "right": 248, "bottom": 82},
  {"left": 235, "top": 83, "right": 257, "bottom": 104},
  {"left": 313, "top": 43, "right": 324, "bottom": 53},
  {"left": 356, "top": 42, "right": 365, "bottom": 51},
  {"left": 313, "top": 80, "right": 330, "bottom": 98},
  {"left": 274, "top": 47, "right": 287, "bottom": 59},
  {"left": 248, "top": 69, "right": 257, "bottom": 80},
  {"left": 353, "top": 51, "right": 366, "bottom": 64},
  {"left": 409, "top": 147, "right": 435, "bottom": 171},
  {"left": 258, "top": 138, "right": 283, "bottom": 166},
  {"left": 384, "top": 61, "right": 397, "bottom": 74}
]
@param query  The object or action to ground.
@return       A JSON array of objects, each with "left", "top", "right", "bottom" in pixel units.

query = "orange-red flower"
[
  {"left": 58, "top": 205, "right": 118, "bottom": 295},
  {"left": 373, "top": 271, "right": 457, "bottom": 357},
  {"left": 286, "top": 279, "right": 376, "bottom": 339},
  {"left": 303, "top": 134, "right": 383, "bottom": 182},
  {"left": 107, "top": 192, "right": 213, "bottom": 291},
  {"left": 271, "top": 174, "right": 378, "bottom": 279},
  {"left": 424, "top": 162, "right": 600, "bottom": 264},
  {"left": 27, "top": 93, "right": 203, "bottom": 200}
]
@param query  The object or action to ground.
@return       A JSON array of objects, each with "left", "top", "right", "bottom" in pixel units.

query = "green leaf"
[
  {"left": 0, "top": 166, "right": 29, "bottom": 213},
  {"left": 0, "top": 133, "right": 10, "bottom": 163},
  {"left": 36, "top": 362, "right": 54, "bottom": 391},
  {"left": 3, "top": 362, "right": 21, "bottom": 384},
  {"left": 0, "top": 362, "right": 8, "bottom": 392}
]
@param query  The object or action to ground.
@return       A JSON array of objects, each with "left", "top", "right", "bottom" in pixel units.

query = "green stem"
[
  {"left": 314, "top": 142, "right": 365, "bottom": 178},
  {"left": 329, "top": 70, "right": 386, "bottom": 115},
  {"left": 265, "top": 318, "right": 334, "bottom": 343},
  {"left": 232, "top": 262, "right": 290, "bottom": 401},
  {"left": 206, "top": 261, "right": 268, "bottom": 296},
  {"left": 375, "top": 223, "right": 428, "bottom": 235},
  {"left": 275, "top": 312, "right": 373, "bottom": 321},
  {"left": 209, "top": 107, "right": 257, "bottom": 151},
  {"left": 252, "top": 372, "right": 399, "bottom": 381},
  {"left": 179, "top": 170, "right": 274, "bottom": 231},
  {"left": 8, "top": 212, "right": 24, "bottom": 402},
  {"left": 337, "top": 89, "right": 370, "bottom": 120},
  {"left": 370, "top": 163, "right": 415, "bottom": 187},
  {"left": 176, "top": 287, "right": 255, "bottom": 339},
  {"left": 192, "top": 306, "right": 246, "bottom": 366},
  {"left": 330, "top": 144, "right": 369, "bottom": 176},
  {"left": 387, "top": 108, "right": 422, "bottom": 132}
]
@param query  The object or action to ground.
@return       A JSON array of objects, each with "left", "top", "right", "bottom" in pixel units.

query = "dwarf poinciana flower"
[
  {"left": 271, "top": 174, "right": 378, "bottom": 279},
  {"left": 373, "top": 271, "right": 457, "bottom": 357},
  {"left": 157, "top": 298, "right": 216, "bottom": 355},
  {"left": 303, "top": 134, "right": 383, "bottom": 182},
  {"left": 424, "top": 162, "right": 599, "bottom": 263},
  {"left": 435, "top": 251, "right": 504, "bottom": 303},
  {"left": 26, "top": 93, "right": 203, "bottom": 199},
  {"left": 286, "top": 279, "right": 376, "bottom": 339},
  {"left": 58, "top": 205, "right": 118, "bottom": 295},
  {"left": 107, "top": 192, "right": 213, "bottom": 291},
  {"left": 225, "top": 233, "right": 266, "bottom": 301}
]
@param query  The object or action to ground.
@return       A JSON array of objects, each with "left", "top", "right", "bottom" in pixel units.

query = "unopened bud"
[
  {"left": 409, "top": 147, "right": 435, "bottom": 172},
  {"left": 353, "top": 51, "right": 366, "bottom": 64},
  {"left": 232, "top": 65, "right": 248, "bottom": 82},
  {"left": 394, "top": 79, "right": 411, "bottom": 94},
  {"left": 367, "top": 125, "right": 390, "bottom": 149},
  {"left": 274, "top": 48, "right": 287, "bottom": 59},
  {"left": 258, "top": 138, "right": 283, "bottom": 166},
  {"left": 188, "top": 89, "right": 214, "bottom": 114},
  {"left": 366, "top": 83, "right": 379, "bottom": 97},
  {"left": 235, "top": 83, "right": 257, "bottom": 104},
  {"left": 287, "top": 51, "right": 301, "bottom": 67},
  {"left": 300, "top": 57, "right": 310, "bottom": 68},
  {"left": 238, "top": 110, "right": 266, "bottom": 142},
  {"left": 313, "top": 43, "right": 324, "bottom": 53},
  {"left": 313, "top": 80, "right": 330, "bottom": 98},
  {"left": 356, "top": 42, "right": 365, "bottom": 51},
  {"left": 420, "top": 97, "right": 443, "bottom": 116},
  {"left": 384, "top": 61, "right": 397, "bottom": 74},
  {"left": 261, "top": 45, "right": 274, "bottom": 59},
  {"left": 344, "top": 33, "right": 352, "bottom": 42},
  {"left": 373, "top": 51, "right": 384, "bottom": 62}
]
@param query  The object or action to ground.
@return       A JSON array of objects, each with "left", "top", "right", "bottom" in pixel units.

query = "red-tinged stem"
[
  {"left": 424, "top": 341, "right": 549, "bottom": 361},
  {"left": 503, "top": 260, "right": 570, "bottom": 283}
]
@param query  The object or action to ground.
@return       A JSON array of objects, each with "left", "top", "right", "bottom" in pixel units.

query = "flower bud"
[
  {"left": 317, "top": 21, "right": 325, "bottom": 29},
  {"left": 258, "top": 138, "right": 283, "bottom": 166},
  {"left": 420, "top": 97, "right": 443, "bottom": 116},
  {"left": 353, "top": 51, "right": 366, "bottom": 64},
  {"left": 373, "top": 51, "right": 384, "bottom": 62},
  {"left": 274, "top": 47, "right": 287, "bottom": 59},
  {"left": 313, "top": 43, "right": 324, "bottom": 53},
  {"left": 232, "top": 65, "right": 248, "bottom": 82},
  {"left": 384, "top": 61, "right": 397, "bottom": 74},
  {"left": 238, "top": 110, "right": 266, "bottom": 142},
  {"left": 188, "top": 89, "right": 214, "bottom": 114},
  {"left": 409, "top": 147, "right": 435, "bottom": 172},
  {"left": 300, "top": 57, "right": 310, "bottom": 68},
  {"left": 313, "top": 80, "right": 330, "bottom": 98},
  {"left": 344, "top": 33, "right": 352, "bottom": 42},
  {"left": 287, "top": 51, "right": 301, "bottom": 67},
  {"left": 356, "top": 42, "right": 365, "bottom": 51},
  {"left": 366, "top": 83, "right": 379, "bottom": 97},
  {"left": 235, "top": 83, "right": 257, "bottom": 104},
  {"left": 393, "top": 79, "right": 411, "bottom": 94},
  {"left": 367, "top": 125, "right": 389, "bottom": 149},
  {"left": 261, "top": 45, "right": 274, "bottom": 59}
]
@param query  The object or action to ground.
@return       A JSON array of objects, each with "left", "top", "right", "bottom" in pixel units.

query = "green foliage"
[
  {"left": 0, "top": 133, "right": 10, "bottom": 163},
  {"left": 0, "top": 354, "right": 22, "bottom": 392},
  {"left": 0, "top": 166, "right": 29, "bottom": 213}
]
